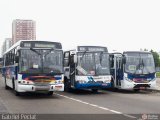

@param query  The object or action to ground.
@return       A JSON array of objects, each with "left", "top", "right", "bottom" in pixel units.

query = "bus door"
[
  {"left": 64, "top": 52, "right": 70, "bottom": 79},
  {"left": 112, "top": 54, "right": 123, "bottom": 87},
  {"left": 69, "top": 54, "right": 76, "bottom": 87}
]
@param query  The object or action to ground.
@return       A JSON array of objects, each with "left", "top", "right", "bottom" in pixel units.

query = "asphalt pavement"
[{"left": 0, "top": 76, "right": 160, "bottom": 120}]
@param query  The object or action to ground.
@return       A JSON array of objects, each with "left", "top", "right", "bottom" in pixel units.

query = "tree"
[{"left": 150, "top": 50, "right": 160, "bottom": 67}]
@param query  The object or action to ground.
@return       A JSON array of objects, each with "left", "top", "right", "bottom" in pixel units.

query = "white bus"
[
  {"left": 2, "top": 40, "right": 64, "bottom": 96},
  {"left": 64, "top": 46, "right": 112, "bottom": 92},
  {"left": 110, "top": 51, "right": 156, "bottom": 91}
]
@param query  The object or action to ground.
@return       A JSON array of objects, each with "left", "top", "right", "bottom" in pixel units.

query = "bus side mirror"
[
  {"left": 15, "top": 56, "right": 19, "bottom": 63},
  {"left": 122, "top": 56, "right": 126, "bottom": 64},
  {"left": 74, "top": 55, "right": 77, "bottom": 63}
]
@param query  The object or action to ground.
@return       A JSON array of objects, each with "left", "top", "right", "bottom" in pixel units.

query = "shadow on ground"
[
  {"left": 64, "top": 89, "right": 107, "bottom": 96},
  {"left": 104, "top": 88, "right": 154, "bottom": 95}
]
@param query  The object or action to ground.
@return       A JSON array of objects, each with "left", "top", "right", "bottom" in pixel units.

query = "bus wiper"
[
  {"left": 141, "top": 59, "right": 152, "bottom": 74},
  {"left": 141, "top": 59, "right": 145, "bottom": 74},
  {"left": 81, "top": 50, "right": 87, "bottom": 60},
  {"left": 100, "top": 51, "right": 104, "bottom": 64},
  {"left": 30, "top": 48, "right": 41, "bottom": 55},
  {"left": 44, "top": 48, "right": 55, "bottom": 57},
  {"left": 134, "top": 58, "right": 144, "bottom": 74}
]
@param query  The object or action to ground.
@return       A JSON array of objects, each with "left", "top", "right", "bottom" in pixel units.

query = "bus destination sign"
[
  {"left": 20, "top": 41, "right": 62, "bottom": 49},
  {"left": 78, "top": 46, "right": 108, "bottom": 52}
]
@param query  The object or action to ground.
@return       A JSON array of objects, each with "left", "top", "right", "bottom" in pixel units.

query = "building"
[
  {"left": 12, "top": 19, "right": 36, "bottom": 44},
  {"left": 2, "top": 38, "right": 12, "bottom": 54}
]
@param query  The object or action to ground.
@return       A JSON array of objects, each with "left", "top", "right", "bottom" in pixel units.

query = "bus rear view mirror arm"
[{"left": 15, "top": 56, "right": 19, "bottom": 63}]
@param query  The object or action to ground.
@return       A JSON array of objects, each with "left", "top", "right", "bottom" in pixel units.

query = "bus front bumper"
[
  {"left": 16, "top": 84, "right": 64, "bottom": 92},
  {"left": 121, "top": 79, "right": 156, "bottom": 89}
]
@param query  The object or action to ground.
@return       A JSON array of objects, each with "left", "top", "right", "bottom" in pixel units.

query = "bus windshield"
[
  {"left": 77, "top": 52, "right": 110, "bottom": 75},
  {"left": 124, "top": 52, "right": 155, "bottom": 74},
  {"left": 19, "top": 49, "right": 63, "bottom": 74}
]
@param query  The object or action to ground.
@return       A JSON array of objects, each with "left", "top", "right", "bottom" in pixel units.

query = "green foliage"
[
  {"left": 156, "top": 72, "right": 160, "bottom": 78},
  {"left": 150, "top": 50, "right": 160, "bottom": 67}
]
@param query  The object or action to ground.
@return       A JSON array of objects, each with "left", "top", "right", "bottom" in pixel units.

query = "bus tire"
[
  {"left": 111, "top": 80, "right": 119, "bottom": 91},
  {"left": 92, "top": 89, "right": 98, "bottom": 93},
  {"left": 64, "top": 78, "right": 71, "bottom": 92},
  {"left": 12, "top": 79, "right": 21, "bottom": 96},
  {"left": 15, "top": 91, "right": 21, "bottom": 96},
  {"left": 5, "top": 78, "right": 9, "bottom": 90},
  {"left": 47, "top": 91, "right": 53, "bottom": 96},
  {"left": 111, "top": 79, "right": 114, "bottom": 88},
  {"left": 134, "top": 89, "right": 140, "bottom": 92}
]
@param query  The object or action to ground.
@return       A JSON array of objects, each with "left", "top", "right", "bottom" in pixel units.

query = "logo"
[
  {"left": 140, "top": 114, "right": 159, "bottom": 120},
  {"left": 87, "top": 77, "right": 94, "bottom": 82}
]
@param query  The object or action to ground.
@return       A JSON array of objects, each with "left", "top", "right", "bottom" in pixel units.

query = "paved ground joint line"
[{"left": 54, "top": 93, "right": 137, "bottom": 119}]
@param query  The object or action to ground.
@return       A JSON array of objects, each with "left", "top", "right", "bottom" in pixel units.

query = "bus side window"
[
  {"left": 109, "top": 55, "right": 114, "bottom": 68},
  {"left": 64, "top": 52, "right": 69, "bottom": 67},
  {"left": 5, "top": 54, "right": 9, "bottom": 66},
  {"left": 70, "top": 54, "right": 75, "bottom": 65}
]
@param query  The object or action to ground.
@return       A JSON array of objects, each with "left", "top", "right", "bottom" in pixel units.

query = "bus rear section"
[
  {"left": 110, "top": 51, "right": 156, "bottom": 91},
  {"left": 64, "top": 46, "right": 112, "bottom": 92},
  {"left": 3, "top": 40, "right": 64, "bottom": 96}
]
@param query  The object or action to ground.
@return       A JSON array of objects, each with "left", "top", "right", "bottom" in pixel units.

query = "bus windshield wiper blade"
[
  {"left": 81, "top": 50, "right": 87, "bottom": 60},
  {"left": 44, "top": 48, "right": 55, "bottom": 57},
  {"left": 30, "top": 48, "right": 41, "bottom": 55},
  {"left": 100, "top": 51, "right": 104, "bottom": 64}
]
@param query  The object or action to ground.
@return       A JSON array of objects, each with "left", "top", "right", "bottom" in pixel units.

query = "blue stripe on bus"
[
  {"left": 75, "top": 83, "right": 112, "bottom": 89},
  {"left": 127, "top": 73, "right": 155, "bottom": 80},
  {"left": 54, "top": 76, "right": 62, "bottom": 80}
]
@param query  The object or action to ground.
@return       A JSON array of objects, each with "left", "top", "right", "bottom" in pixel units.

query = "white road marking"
[{"left": 55, "top": 93, "right": 137, "bottom": 119}]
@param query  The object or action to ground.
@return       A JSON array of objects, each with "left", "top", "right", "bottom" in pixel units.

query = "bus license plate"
[
  {"left": 35, "top": 86, "right": 50, "bottom": 90},
  {"left": 55, "top": 86, "right": 62, "bottom": 90},
  {"left": 140, "top": 87, "right": 145, "bottom": 89}
]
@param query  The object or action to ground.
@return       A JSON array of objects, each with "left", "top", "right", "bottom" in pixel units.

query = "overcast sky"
[{"left": 0, "top": 0, "right": 160, "bottom": 56}]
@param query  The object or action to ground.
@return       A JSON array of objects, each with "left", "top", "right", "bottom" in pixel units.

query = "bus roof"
[
  {"left": 3, "top": 40, "right": 62, "bottom": 55},
  {"left": 123, "top": 51, "right": 152, "bottom": 54}
]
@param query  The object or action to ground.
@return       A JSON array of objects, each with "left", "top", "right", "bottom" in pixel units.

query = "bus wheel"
[
  {"left": 64, "top": 78, "right": 71, "bottom": 92},
  {"left": 15, "top": 91, "right": 21, "bottom": 96},
  {"left": 5, "top": 78, "right": 9, "bottom": 90},
  {"left": 111, "top": 80, "right": 118, "bottom": 91},
  {"left": 47, "top": 91, "right": 53, "bottom": 96},
  {"left": 92, "top": 89, "right": 98, "bottom": 93},
  {"left": 12, "top": 79, "right": 20, "bottom": 96},
  {"left": 134, "top": 89, "right": 140, "bottom": 92},
  {"left": 111, "top": 80, "right": 115, "bottom": 88}
]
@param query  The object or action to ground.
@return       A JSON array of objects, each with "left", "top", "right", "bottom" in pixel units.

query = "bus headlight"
[
  {"left": 55, "top": 80, "right": 64, "bottom": 84},
  {"left": 50, "top": 81, "right": 56, "bottom": 84},
  {"left": 19, "top": 80, "right": 34, "bottom": 85}
]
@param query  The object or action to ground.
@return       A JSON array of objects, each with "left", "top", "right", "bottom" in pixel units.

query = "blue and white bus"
[
  {"left": 110, "top": 51, "right": 156, "bottom": 91},
  {"left": 2, "top": 40, "right": 64, "bottom": 96},
  {"left": 64, "top": 46, "right": 112, "bottom": 92}
]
